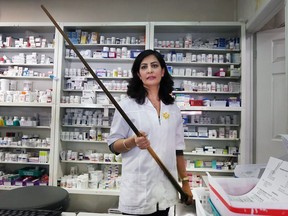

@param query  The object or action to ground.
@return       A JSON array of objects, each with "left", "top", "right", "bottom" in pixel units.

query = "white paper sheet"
[
  {"left": 229, "top": 157, "right": 288, "bottom": 203},
  {"left": 208, "top": 157, "right": 288, "bottom": 209}
]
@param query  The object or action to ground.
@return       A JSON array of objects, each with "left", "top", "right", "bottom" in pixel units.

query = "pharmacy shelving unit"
[
  {"left": 54, "top": 22, "right": 149, "bottom": 195},
  {"left": 0, "top": 23, "right": 59, "bottom": 188},
  {"left": 150, "top": 22, "right": 248, "bottom": 184}
]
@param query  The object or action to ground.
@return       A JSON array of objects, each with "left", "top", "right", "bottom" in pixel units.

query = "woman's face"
[{"left": 138, "top": 54, "right": 165, "bottom": 88}]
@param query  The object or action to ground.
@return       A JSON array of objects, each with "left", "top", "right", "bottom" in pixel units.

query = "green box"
[{"left": 18, "top": 167, "right": 45, "bottom": 177}]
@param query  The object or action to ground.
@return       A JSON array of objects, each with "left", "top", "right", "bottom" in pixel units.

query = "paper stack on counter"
[{"left": 208, "top": 157, "right": 288, "bottom": 215}]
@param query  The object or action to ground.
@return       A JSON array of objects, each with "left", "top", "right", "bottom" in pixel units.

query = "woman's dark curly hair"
[{"left": 127, "top": 49, "right": 175, "bottom": 105}]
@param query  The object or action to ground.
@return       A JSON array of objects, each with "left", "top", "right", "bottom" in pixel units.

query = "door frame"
[{"left": 245, "top": 0, "right": 286, "bottom": 163}]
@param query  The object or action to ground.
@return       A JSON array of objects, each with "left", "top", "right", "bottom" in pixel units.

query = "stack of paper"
[{"left": 208, "top": 157, "right": 288, "bottom": 215}]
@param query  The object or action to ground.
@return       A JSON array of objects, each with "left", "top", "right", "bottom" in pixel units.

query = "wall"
[
  {"left": 0, "top": 0, "right": 237, "bottom": 22},
  {"left": 237, "top": 0, "right": 270, "bottom": 22},
  {"left": 237, "top": 0, "right": 284, "bottom": 32}
]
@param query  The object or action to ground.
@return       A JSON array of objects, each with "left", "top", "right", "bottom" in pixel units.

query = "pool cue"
[{"left": 41, "top": 5, "right": 188, "bottom": 201}]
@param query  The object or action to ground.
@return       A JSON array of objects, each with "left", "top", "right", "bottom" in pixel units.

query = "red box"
[{"left": 189, "top": 99, "right": 203, "bottom": 106}]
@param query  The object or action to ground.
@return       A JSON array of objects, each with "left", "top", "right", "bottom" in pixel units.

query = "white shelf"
[
  {"left": 60, "top": 103, "right": 114, "bottom": 108},
  {"left": 63, "top": 89, "right": 126, "bottom": 93},
  {"left": 184, "top": 137, "right": 240, "bottom": 141},
  {"left": 0, "top": 22, "right": 246, "bottom": 200},
  {"left": 186, "top": 168, "right": 234, "bottom": 173},
  {"left": 0, "top": 146, "right": 50, "bottom": 150},
  {"left": 61, "top": 139, "right": 107, "bottom": 144},
  {"left": 180, "top": 106, "right": 242, "bottom": 111},
  {"left": 172, "top": 75, "right": 240, "bottom": 80},
  {"left": 184, "top": 123, "right": 239, "bottom": 127},
  {"left": 165, "top": 61, "right": 240, "bottom": 66},
  {"left": 0, "top": 102, "right": 53, "bottom": 107},
  {"left": 69, "top": 43, "right": 145, "bottom": 48},
  {"left": 154, "top": 47, "right": 240, "bottom": 52},
  {"left": 0, "top": 185, "right": 55, "bottom": 190},
  {"left": 65, "top": 57, "right": 135, "bottom": 63},
  {"left": 184, "top": 152, "right": 237, "bottom": 157},
  {"left": 64, "top": 76, "right": 131, "bottom": 80},
  {"left": 0, "top": 63, "right": 54, "bottom": 67},
  {"left": 151, "top": 22, "right": 244, "bottom": 186},
  {"left": 54, "top": 22, "right": 149, "bottom": 197},
  {"left": 0, "top": 47, "right": 54, "bottom": 51},
  {"left": 0, "top": 185, "right": 120, "bottom": 196},
  {"left": 62, "top": 89, "right": 86, "bottom": 92},
  {"left": 62, "top": 125, "right": 111, "bottom": 129},
  {"left": 0, "top": 126, "right": 50, "bottom": 129},
  {"left": 0, "top": 161, "right": 50, "bottom": 165},
  {"left": 0, "top": 185, "right": 23, "bottom": 190},
  {"left": 0, "top": 76, "right": 51, "bottom": 80},
  {"left": 43, "top": 21, "right": 245, "bottom": 198},
  {"left": 173, "top": 91, "right": 240, "bottom": 94},
  {"left": 0, "top": 23, "right": 58, "bottom": 188},
  {"left": 61, "top": 160, "right": 121, "bottom": 165},
  {"left": 64, "top": 188, "right": 120, "bottom": 196}
]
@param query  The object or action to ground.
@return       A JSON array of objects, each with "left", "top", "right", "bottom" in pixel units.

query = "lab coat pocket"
[{"left": 120, "top": 173, "right": 147, "bottom": 207}]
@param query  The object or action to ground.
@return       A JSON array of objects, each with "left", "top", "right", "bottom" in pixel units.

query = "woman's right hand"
[{"left": 134, "top": 131, "right": 150, "bottom": 149}]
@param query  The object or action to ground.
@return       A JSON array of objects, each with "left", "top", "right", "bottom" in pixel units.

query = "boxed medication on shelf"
[
  {"left": 210, "top": 100, "right": 227, "bottom": 107},
  {"left": 189, "top": 99, "right": 203, "bottom": 106},
  {"left": 81, "top": 96, "right": 95, "bottom": 104},
  {"left": 228, "top": 100, "right": 241, "bottom": 107},
  {"left": 130, "top": 50, "right": 142, "bottom": 58},
  {"left": 230, "top": 67, "right": 241, "bottom": 77}
]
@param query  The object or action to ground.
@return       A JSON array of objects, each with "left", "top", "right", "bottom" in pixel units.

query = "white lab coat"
[{"left": 107, "top": 97, "right": 185, "bottom": 215}]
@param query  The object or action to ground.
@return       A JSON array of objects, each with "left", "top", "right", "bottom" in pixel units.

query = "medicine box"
[
  {"left": 210, "top": 100, "right": 227, "bottom": 107},
  {"left": 130, "top": 50, "right": 142, "bottom": 58},
  {"left": 189, "top": 99, "right": 203, "bottom": 106},
  {"left": 230, "top": 68, "right": 241, "bottom": 77},
  {"left": 18, "top": 167, "right": 45, "bottom": 177},
  {"left": 228, "top": 100, "right": 241, "bottom": 107}
]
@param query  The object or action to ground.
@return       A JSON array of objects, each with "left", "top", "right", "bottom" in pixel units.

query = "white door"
[{"left": 255, "top": 27, "right": 287, "bottom": 163}]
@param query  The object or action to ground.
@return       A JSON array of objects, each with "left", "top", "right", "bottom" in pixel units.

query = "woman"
[{"left": 107, "top": 49, "right": 193, "bottom": 215}]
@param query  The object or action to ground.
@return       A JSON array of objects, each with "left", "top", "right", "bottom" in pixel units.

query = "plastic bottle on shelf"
[
  {"left": 89, "top": 126, "right": 97, "bottom": 141},
  {"left": 192, "top": 69, "right": 196, "bottom": 76},
  {"left": 97, "top": 128, "right": 102, "bottom": 141},
  {"left": 219, "top": 68, "right": 225, "bottom": 77},
  {"left": 0, "top": 116, "right": 4, "bottom": 126},
  {"left": 31, "top": 113, "right": 39, "bottom": 126},
  {"left": 5, "top": 116, "right": 13, "bottom": 126},
  {"left": 227, "top": 65, "right": 234, "bottom": 77},
  {"left": 23, "top": 80, "right": 33, "bottom": 91},
  {"left": 123, "top": 69, "right": 128, "bottom": 77},
  {"left": 117, "top": 67, "right": 122, "bottom": 77},
  {"left": 13, "top": 116, "right": 20, "bottom": 126},
  {"left": 20, "top": 116, "right": 26, "bottom": 126},
  {"left": 21, "top": 135, "right": 29, "bottom": 146},
  {"left": 6, "top": 91, "right": 13, "bottom": 103},
  {"left": 62, "top": 115, "right": 69, "bottom": 125},
  {"left": 207, "top": 67, "right": 213, "bottom": 77},
  {"left": 46, "top": 89, "right": 52, "bottom": 103}
]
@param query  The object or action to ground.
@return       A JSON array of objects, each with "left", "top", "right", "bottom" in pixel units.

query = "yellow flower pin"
[{"left": 162, "top": 112, "right": 170, "bottom": 119}]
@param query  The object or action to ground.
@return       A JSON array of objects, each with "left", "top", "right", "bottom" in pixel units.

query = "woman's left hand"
[{"left": 182, "top": 182, "right": 194, "bottom": 205}]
